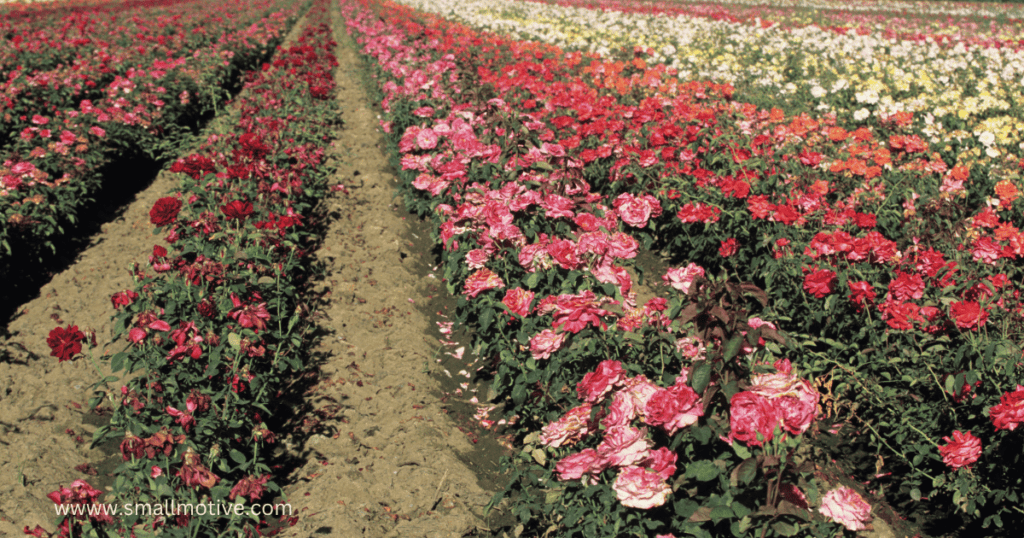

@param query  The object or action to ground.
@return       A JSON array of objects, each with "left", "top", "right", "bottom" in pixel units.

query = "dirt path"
[{"left": 274, "top": 6, "right": 500, "bottom": 538}]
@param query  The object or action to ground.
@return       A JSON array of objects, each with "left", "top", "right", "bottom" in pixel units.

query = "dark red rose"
[
  {"left": 47, "top": 325, "right": 85, "bottom": 362},
  {"left": 221, "top": 200, "right": 254, "bottom": 220},
  {"left": 150, "top": 197, "right": 182, "bottom": 226}
]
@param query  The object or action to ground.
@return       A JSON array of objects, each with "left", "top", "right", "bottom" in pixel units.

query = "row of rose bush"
[
  {"left": 0, "top": 0, "right": 252, "bottom": 150},
  {"left": 346, "top": 0, "right": 1024, "bottom": 534},
  {"left": 39, "top": 3, "right": 339, "bottom": 536},
  {"left": 341, "top": 0, "right": 880, "bottom": 536},
  {"left": 0, "top": 0, "right": 296, "bottom": 260},
  {"left": 373, "top": 0, "right": 1024, "bottom": 532},
  {"left": 0, "top": 0, "right": 190, "bottom": 72}
]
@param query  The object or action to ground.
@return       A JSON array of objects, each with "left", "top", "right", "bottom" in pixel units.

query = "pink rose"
[
  {"left": 990, "top": 385, "right": 1024, "bottom": 431},
  {"left": 612, "top": 466, "right": 671, "bottom": 509},
  {"left": 596, "top": 425, "right": 651, "bottom": 467},
  {"left": 128, "top": 327, "right": 148, "bottom": 344},
  {"left": 577, "top": 360, "right": 626, "bottom": 403},
  {"left": 775, "top": 393, "right": 818, "bottom": 436},
  {"left": 640, "top": 447, "right": 677, "bottom": 480},
  {"left": 529, "top": 329, "right": 565, "bottom": 360},
  {"left": 662, "top": 263, "right": 705, "bottom": 294},
  {"left": 465, "top": 249, "right": 489, "bottom": 269},
  {"left": 462, "top": 268, "right": 504, "bottom": 298},
  {"left": 726, "top": 391, "right": 781, "bottom": 447},
  {"left": 613, "top": 193, "right": 661, "bottom": 228},
  {"left": 601, "top": 391, "right": 637, "bottom": 429},
  {"left": 623, "top": 375, "right": 661, "bottom": 414},
  {"left": 502, "top": 288, "right": 535, "bottom": 318},
  {"left": 819, "top": 487, "right": 872, "bottom": 531},
  {"left": 555, "top": 448, "right": 607, "bottom": 484},
  {"left": 416, "top": 128, "right": 439, "bottom": 150},
  {"left": 539, "top": 404, "right": 594, "bottom": 448},
  {"left": 643, "top": 382, "right": 703, "bottom": 435},
  {"left": 938, "top": 430, "right": 982, "bottom": 469}
]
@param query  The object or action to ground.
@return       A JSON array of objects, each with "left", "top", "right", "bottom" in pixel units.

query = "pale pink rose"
[
  {"left": 416, "top": 128, "right": 438, "bottom": 150},
  {"left": 644, "top": 382, "right": 703, "bottom": 435},
  {"left": 151, "top": 466, "right": 163, "bottom": 478},
  {"left": 623, "top": 375, "right": 661, "bottom": 415},
  {"left": 555, "top": 448, "right": 607, "bottom": 484},
  {"left": 749, "top": 368, "right": 819, "bottom": 436},
  {"left": 596, "top": 425, "right": 651, "bottom": 467},
  {"left": 462, "top": 268, "right": 504, "bottom": 298},
  {"left": 502, "top": 288, "right": 535, "bottom": 318},
  {"left": 465, "top": 249, "right": 489, "bottom": 269},
  {"left": 640, "top": 447, "right": 677, "bottom": 480},
  {"left": 938, "top": 430, "right": 982, "bottom": 469},
  {"left": 577, "top": 360, "right": 625, "bottom": 403},
  {"left": 601, "top": 391, "right": 637, "bottom": 429},
  {"left": 529, "top": 329, "right": 565, "bottom": 360},
  {"left": 775, "top": 390, "right": 818, "bottom": 436},
  {"left": 662, "top": 263, "right": 705, "bottom": 294},
  {"left": 539, "top": 404, "right": 594, "bottom": 448},
  {"left": 613, "top": 193, "right": 661, "bottom": 228},
  {"left": 819, "top": 487, "right": 872, "bottom": 531},
  {"left": 675, "top": 336, "right": 706, "bottom": 360},
  {"left": 612, "top": 466, "right": 671, "bottom": 509}
]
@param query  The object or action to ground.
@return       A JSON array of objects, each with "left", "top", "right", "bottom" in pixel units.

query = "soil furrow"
[{"left": 274, "top": 6, "right": 500, "bottom": 538}]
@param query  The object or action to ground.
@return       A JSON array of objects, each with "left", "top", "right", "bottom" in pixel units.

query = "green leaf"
[
  {"left": 229, "top": 449, "right": 247, "bottom": 465},
  {"left": 772, "top": 521, "right": 800, "bottom": 536},
  {"left": 723, "top": 336, "right": 744, "bottom": 361},
  {"left": 691, "top": 362, "right": 712, "bottom": 394},
  {"left": 228, "top": 333, "right": 242, "bottom": 351},
  {"left": 910, "top": 488, "right": 921, "bottom": 501},
  {"left": 710, "top": 505, "right": 733, "bottom": 523},
  {"left": 110, "top": 352, "right": 126, "bottom": 373},
  {"left": 730, "top": 457, "right": 757, "bottom": 486}
]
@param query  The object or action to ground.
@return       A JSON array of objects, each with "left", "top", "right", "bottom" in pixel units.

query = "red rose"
[
  {"left": 950, "top": 300, "right": 988, "bottom": 330},
  {"left": 938, "top": 430, "right": 982, "bottom": 469},
  {"left": 719, "top": 238, "right": 739, "bottom": 257},
  {"left": 221, "top": 200, "right": 254, "bottom": 220},
  {"left": 149, "top": 197, "right": 182, "bottom": 226},
  {"left": 47, "top": 325, "right": 86, "bottom": 362},
  {"left": 990, "top": 385, "right": 1024, "bottom": 431},
  {"left": 726, "top": 391, "right": 781, "bottom": 447},
  {"left": 847, "top": 281, "right": 876, "bottom": 311},
  {"left": 803, "top": 269, "right": 836, "bottom": 299}
]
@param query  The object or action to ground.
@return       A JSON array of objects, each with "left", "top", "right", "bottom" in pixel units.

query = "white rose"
[{"left": 853, "top": 109, "right": 870, "bottom": 121}]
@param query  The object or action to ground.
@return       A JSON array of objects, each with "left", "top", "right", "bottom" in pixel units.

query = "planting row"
[
  {"left": 344, "top": 0, "right": 854, "bottom": 536},
  {"left": 397, "top": 0, "right": 1024, "bottom": 159},
  {"left": 41, "top": 2, "right": 339, "bottom": 537},
  {"left": 0, "top": 0, "right": 297, "bottom": 259},
  {"left": 346, "top": 0, "right": 1024, "bottom": 534},
  {"left": 0, "top": 0, "right": 258, "bottom": 149}
]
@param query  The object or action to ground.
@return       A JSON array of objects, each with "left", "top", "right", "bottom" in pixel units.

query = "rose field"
[{"left": 2, "top": 0, "right": 1024, "bottom": 537}]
